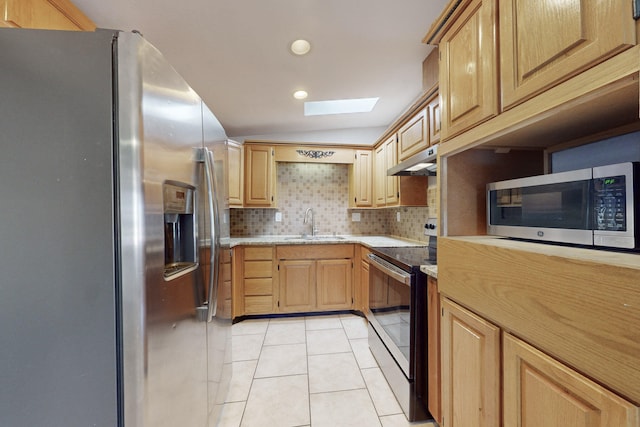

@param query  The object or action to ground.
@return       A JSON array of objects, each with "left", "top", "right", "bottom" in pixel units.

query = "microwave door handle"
[
  {"left": 203, "top": 147, "right": 221, "bottom": 321},
  {"left": 367, "top": 254, "right": 411, "bottom": 285}
]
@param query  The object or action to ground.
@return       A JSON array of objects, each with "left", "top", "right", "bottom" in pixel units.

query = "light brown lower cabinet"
[
  {"left": 427, "top": 276, "right": 441, "bottom": 424},
  {"left": 278, "top": 259, "right": 316, "bottom": 312},
  {"left": 356, "top": 246, "right": 371, "bottom": 314},
  {"left": 441, "top": 297, "right": 501, "bottom": 427},
  {"left": 316, "top": 259, "right": 353, "bottom": 311},
  {"left": 503, "top": 333, "right": 640, "bottom": 427},
  {"left": 277, "top": 244, "right": 354, "bottom": 314},
  {"left": 233, "top": 246, "right": 275, "bottom": 316},
  {"left": 440, "top": 297, "right": 640, "bottom": 427}
]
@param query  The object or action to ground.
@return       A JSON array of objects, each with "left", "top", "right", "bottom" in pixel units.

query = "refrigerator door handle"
[{"left": 202, "top": 147, "right": 221, "bottom": 321}]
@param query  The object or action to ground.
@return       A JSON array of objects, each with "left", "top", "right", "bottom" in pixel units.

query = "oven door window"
[{"left": 369, "top": 264, "right": 412, "bottom": 372}]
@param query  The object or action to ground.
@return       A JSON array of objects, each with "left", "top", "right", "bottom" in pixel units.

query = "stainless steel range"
[{"left": 367, "top": 242, "right": 436, "bottom": 422}]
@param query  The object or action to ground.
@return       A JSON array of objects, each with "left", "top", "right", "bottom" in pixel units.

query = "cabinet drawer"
[
  {"left": 277, "top": 244, "right": 354, "bottom": 260},
  {"left": 244, "top": 278, "right": 273, "bottom": 296},
  {"left": 244, "top": 260, "right": 273, "bottom": 278},
  {"left": 244, "top": 246, "right": 273, "bottom": 261},
  {"left": 244, "top": 296, "right": 273, "bottom": 314}
]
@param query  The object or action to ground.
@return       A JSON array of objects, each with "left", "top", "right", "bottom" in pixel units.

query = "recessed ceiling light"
[
  {"left": 304, "top": 97, "right": 379, "bottom": 116},
  {"left": 290, "top": 39, "right": 311, "bottom": 55},
  {"left": 293, "top": 90, "right": 308, "bottom": 100}
]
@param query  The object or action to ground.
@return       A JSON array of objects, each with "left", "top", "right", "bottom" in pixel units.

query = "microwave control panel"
[{"left": 593, "top": 175, "right": 626, "bottom": 231}]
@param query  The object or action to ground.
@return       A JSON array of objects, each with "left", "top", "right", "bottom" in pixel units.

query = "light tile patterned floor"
[{"left": 218, "top": 314, "right": 438, "bottom": 427}]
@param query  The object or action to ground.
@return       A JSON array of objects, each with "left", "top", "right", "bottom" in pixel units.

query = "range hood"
[{"left": 388, "top": 144, "right": 438, "bottom": 176}]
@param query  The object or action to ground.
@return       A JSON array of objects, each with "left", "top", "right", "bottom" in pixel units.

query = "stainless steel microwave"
[{"left": 487, "top": 162, "right": 639, "bottom": 249}]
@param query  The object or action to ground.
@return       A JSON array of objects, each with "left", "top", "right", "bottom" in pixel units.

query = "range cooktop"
[{"left": 370, "top": 245, "right": 437, "bottom": 271}]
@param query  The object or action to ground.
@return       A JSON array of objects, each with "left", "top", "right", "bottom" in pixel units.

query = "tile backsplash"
[{"left": 230, "top": 162, "right": 432, "bottom": 242}]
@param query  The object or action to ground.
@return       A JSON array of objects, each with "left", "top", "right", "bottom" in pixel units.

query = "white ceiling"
[{"left": 72, "top": 0, "right": 447, "bottom": 144}]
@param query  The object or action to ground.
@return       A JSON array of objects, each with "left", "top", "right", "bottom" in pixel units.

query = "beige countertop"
[
  {"left": 420, "top": 265, "right": 438, "bottom": 279},
  {"left": 229, "top": 234, "right": 426, "bottom": 248},
  {"left": 229, "top": 234, "right": 439, "bottom": 278}
]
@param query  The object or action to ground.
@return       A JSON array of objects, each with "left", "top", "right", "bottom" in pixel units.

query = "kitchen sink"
[{"left": 284, "top": 235, "right": 346, "bottom": 241}]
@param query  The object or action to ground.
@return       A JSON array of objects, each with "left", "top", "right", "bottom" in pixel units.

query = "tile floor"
[{"left": 218, "top": 313, "right": 438, "bottom": 427}]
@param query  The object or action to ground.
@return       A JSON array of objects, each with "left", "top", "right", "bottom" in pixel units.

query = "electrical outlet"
[
  {"left": 275, "top": 211, "right": 282, "bottom": 222},
  {"left": 351, "top": 212, "right": 361, "bottom": 222},
  {"left": 396, "top": 211, "right": 401, "bottom": 222}
]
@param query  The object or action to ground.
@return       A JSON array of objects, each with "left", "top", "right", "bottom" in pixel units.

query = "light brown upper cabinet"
[
  {"left": 228, "top": 140, "right": 243, "bottom": 207},
  {"left": 349, "top": 149, "right": 373, "bottom": 208},
  {"left": 427, "top": 95, "right": 441, "bottom": 145},
  {"left": 382, "top": 136, "right": 399, "bottom": 206},
  {"left": 499, "top": 0, "right": 636, "bottom": 110},
  {"left": 374, "top": 135, "right": 400, "bottom": 206},
  {"left": 244, "top": 144, "right": 276, "bottom": 207},
  {"left": 374, "top": 134, "right": 429, "bottom": 208},
  {"left": 374, "top": 143, "right": 387, "bottom": 207},
  {"left": 438, "top": 0, "right": 498, "bottom": 140},
  {"left": 398, "top": 107, "right": 428, "bottom": 161},
  {"left": 1, "top": 0, "right": 95, "bottom": 30}
]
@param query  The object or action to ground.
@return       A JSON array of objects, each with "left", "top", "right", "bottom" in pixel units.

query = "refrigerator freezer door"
[{"left": 117, "top": 32, "right": 209, "bottom": 426}]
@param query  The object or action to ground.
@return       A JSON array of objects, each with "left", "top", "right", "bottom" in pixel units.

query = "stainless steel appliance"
[
  {"left": 0, "top": 28, "right": 231, "bottom": 426},
  {"left": 387, "top": 144, "right": 438, "bottom": 176},
  {"left": 367, "top": 244, "right": 437, "bottom": 422},
  {"left": 487, "top": 162, "right": 639, "bottom": 249}
]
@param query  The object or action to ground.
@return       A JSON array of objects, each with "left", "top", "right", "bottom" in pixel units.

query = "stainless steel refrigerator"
[{"left": 0, "top": 28, "right": 232, "bottom": 426}]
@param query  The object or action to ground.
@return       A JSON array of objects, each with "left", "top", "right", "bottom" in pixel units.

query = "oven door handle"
[{"left": 368, "top": 254, "right": 412, "bottom": 285}]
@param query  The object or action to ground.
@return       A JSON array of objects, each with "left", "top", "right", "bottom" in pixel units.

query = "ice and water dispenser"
[{"left": 163, "top": 181, "right": 197, "bottom": 278}]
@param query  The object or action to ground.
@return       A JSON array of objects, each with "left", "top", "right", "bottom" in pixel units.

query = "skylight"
[{"left": 304, "top": 97, "right": 379, "bottom": 116}]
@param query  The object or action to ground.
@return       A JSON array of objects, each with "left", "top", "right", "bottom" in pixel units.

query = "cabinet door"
[
  {"left": 500, "top": 0, "right": 636, "bottom": 110},
  {"left": 374, "top": 144, "right": 386, "bottom": 206},
  {"left": 278, "top": 260, "right": 316, "bottom": 312},
  {"left": 352, "top": 149, "right": 373, "bottom": 207},
  {"left": 244, "top": 145, "right": 275, "bottom": 207},
  {"left": 359, "top": 258, "right": 370, "bottom": 313},
  {"left": 427, "top": 95, "right": 441, "bottom": 145},
  {"left": 3, "top": 0, "right": 95, "bottom": 30},
  {"left": 228, "top": 141, "right": 243, "bottom": 207},
  {"left": 503, "top": 333, "right": 639, "bottom": 427},
  {"left": 427, "top": 277, "right": 441, "bottom": 424},
  {"left": 398, "top": 108, "right": 428, "bottom": 161},
  {"left": 383, "top": 135, "right": 399, "bottom": 205},
  {"left": 441, "top": 298, "right": 500, "bottom": 427},
  {"left": 439, "top": 0, "right": 498, "bottom": 139},
  {"left": 316, "top": 259, "right": 353, "bottom": 311}
]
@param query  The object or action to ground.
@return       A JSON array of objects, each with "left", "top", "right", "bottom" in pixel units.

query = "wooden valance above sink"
[{"left": 274, "top": 145, "right": 356, "bottom": 164}]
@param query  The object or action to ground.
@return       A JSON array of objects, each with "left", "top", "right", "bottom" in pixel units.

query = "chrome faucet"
[{"left": 303, "top": 207, "right": 318, "bottom": 237}]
